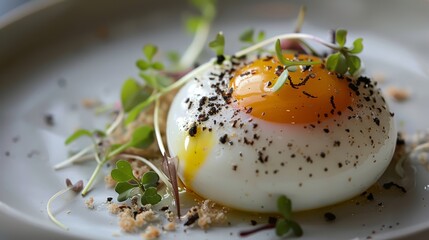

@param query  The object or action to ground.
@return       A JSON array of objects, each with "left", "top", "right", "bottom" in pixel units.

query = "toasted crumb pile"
[
  {"left": 163, "top": 222, "right": 176, "bottom": 231},
  {"left": 184, "top": 200, "right": 228, "bottom": 230},
  {"left": 387, "top": 86, "right": 410, "bottom": 102},
  {"left": 142, "top": 226, "right": 161, "bottom": 240},
  {"left": 107, "top": 200, "right": 161, "bottom": 233},
  {"left": 85, "top": 197, "right": 95, "bottom": 209}
]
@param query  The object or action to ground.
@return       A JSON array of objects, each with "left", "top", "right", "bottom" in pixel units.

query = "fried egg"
[{"left": 166, "top": 53, "right": 396, "bottom": 212}]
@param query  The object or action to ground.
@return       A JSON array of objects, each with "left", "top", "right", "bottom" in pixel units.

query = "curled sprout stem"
[
  {"left": 46, "top": 187, "right": 73, "bottom": 230},
  {"left": 154, "top": 98, "right": 166, "bottom": 155},
  {"left": 81, "top": 160, "right": 106, "bottom": 196},
  {"left": 106, "top": 110, "right": 124, "bottom": 135},
  {"left": 179, "top": 21, "right": 211, "bottom": 69},
  {"left": 235, "top": 33, "right": 340, "bottom": 58},
  {"left": 54, "top": 145, "right": 93, "bottom": 170}
]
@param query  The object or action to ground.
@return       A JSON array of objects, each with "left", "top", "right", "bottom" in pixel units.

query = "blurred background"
[{"left": 0, "top": 0, "right": 29, "bottom": 16}]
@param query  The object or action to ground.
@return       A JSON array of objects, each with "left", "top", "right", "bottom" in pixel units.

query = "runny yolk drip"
[
  {"left": 177, "top": 127, "right": 214, "bottom": 188},
  {"left": 230, "top": 54, "right": 354, "bottom": 124}
]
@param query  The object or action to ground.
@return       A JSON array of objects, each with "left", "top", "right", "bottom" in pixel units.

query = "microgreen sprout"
[
  {"left": 47, "top": 179, "right": 83, "bottom": 230},
  {"left": 111, "top": 160, "right": 162, "bottom": 205},
  {"left": 269, "top": 39, "right": 321, "bottom": 92},
  {"left": 80, "top": 125, "right": 154, "bottom": 196},
  {"left": 179, "top": 0, "right": 216, "bottom": 69},
  {"left": 239, "top": 195, "right": 302, "bottom": 238},
  {"left": 326, "top": 29, "right": 363, "bottom": 76},
  {"left": 239, "top": 28, "right": 266, "bottom": 50},
  {"left": 275, "top": 196, "right": 303, "bottom": 237},
  {"left": 209, "top": 32, "right": 226, "bottom": 64}
]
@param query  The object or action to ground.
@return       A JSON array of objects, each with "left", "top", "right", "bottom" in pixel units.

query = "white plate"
[{"left": 1, "top": 0, "right": 429, "bottom": 239}]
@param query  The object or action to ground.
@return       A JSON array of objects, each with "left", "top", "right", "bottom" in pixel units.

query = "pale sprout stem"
[
  {"left": 46, "top": 187, "right": 73, "bottom": 230},
  {"left": 154, "top": 99, "right": 166, "bottom": 155},
  {"left": 235, "top": 33, "right": 340, "bottom": 58},
  {"left": 412, "top": 142, "right": 429, "bottom": 153},
  {"left": 106, "top": 110, "right": 124, "bottom": 135},
  {"left": 81, "top": 161, "right": 105, "bottom": 196},
  {"left": 160, "top": 60, "right": 214, "bottom": 95},
  {"left": 93, "top": 150, "right": 102, "bottom": 164},
  {"left": 179, "top": 22, "right": 211, "bottom": 69},
  {"left": 54, "top": 145, "right": 93, "bottom": 170}
]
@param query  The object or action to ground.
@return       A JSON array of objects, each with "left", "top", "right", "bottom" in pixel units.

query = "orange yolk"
[{"left": 229, "top": 54, "right": 354, "bottom": 124}]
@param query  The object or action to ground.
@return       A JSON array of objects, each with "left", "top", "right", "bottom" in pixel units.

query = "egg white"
[{"left": 166, "top": 58, "right": 396, "bottom": 212}]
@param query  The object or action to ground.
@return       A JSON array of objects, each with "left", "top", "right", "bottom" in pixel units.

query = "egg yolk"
[
  {"left": 177, "top": 127, "right": 214, "bottom": 187},
  {"left": 230, "top": 54, "right": 354, "bottom": 124}
]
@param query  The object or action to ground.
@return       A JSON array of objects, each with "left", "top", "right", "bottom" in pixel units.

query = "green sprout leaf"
[
  {"left": 209, "top": 32, "right": 225, "bottom": 56},
  {"left": 275, "top": 219, "right": 291, "bottom": 236},
  {"left": 275, "top": 39, "right": 320, "bottom": 67},
  {"left": 93, "top": 130, "right": 106, "bottom": 138},
  {"left": 117, "top": 188, "right": 136, "bottom": 202},
  {"left": 335, "top": 29, "right": 347, "bottom": 47},
  {"left": 239, "top": 28, "right": 254, "bottom": 43},
  {"left": 271, "top": 39, "right": 320, "bottom": 92},
  {"left": 349, "top": 38, "right": 364, "bottom": 54},
  {"left": 186, "top": 16, "right": 203, "bottom": 33},
  {"left": 111, "top": 160, "right": 135, "bottom": 182},
  {"left": 325, "top": 30, "right": 364, "bottom": 76},
  {"left": 287, "top": 219, "right": 304, "bottom": 237},
  {"left": 274, "top": 195, "right": 303, "bottom": 237},
  {"left": 139, "top": 73, "right": 158, "bottom": 89},
  {"left": 115, "top": 181, "right": 136, "bottom": 194},
  {"left": 326, "top": 52, "right": 347, "bottom": 74},
  {"left": 141, "top": 171, "right": 159, "bottom": 189},
  {"left": 129, "top": 125, "right": 154, "bottom": 149},
  {"left": 136, "top": 59, "right": 150, "bottom": 70},
  {"left": 277, "top": 195, "right": 292, "bottom": 219},
  {"left": 167, "top": 51, "right": 180, "bottom": 64},
  {"left": 256, "top": 31, "right": 265, "bottom": 42},
  {"left": 143, "top": 44, "right": 157, "bottom": 62},
  {"left": 346, "top": 55, "right": 361, "bottom": 76},
  {"left": 270, "top": 69, "right": 289, "bottom": 92},
  {"left": 151, "top": 62, "right": 164, "bottom": 70},
  {"left": 120, "top": 78, "right": 151, "bottom": 112},
  {"left": 141, "top": 187, "right": 162, "bottom": 205},
  {"left": 65, "top": 129, "right": 93, "bottom": 145}
]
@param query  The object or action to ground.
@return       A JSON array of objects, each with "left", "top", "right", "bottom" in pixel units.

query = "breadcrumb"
[
  {"left": 107, "top": 202, "right": 120, "bottom": 214},
  {"left": 141, "top": 226, "right": 161, "bottom": 240},
  {"left": 119, "top": 213, "right": 136, "bottom": 233},
  {"left": 104, "top": 175, "right": 116, "bottom": 188},
  {"left": 81, "top": 98, "right": 100, "bottom": 108},
  {"left": 164, "top": 210, "right": 174, "bottom": 222},
  {"left": 387, "top": 86, "right": 410, "bottom": 102},
  {"left": 85, "top": 197, "right": 95, "bottom": 209},
  {"left": 141, "top": 209, "right": 158, "bottom": 222},
  {"left": 184, "top": 200, "right": 228, "bottom": 229},
  {"left": 163, "top": 222, "right": 176, "bottom": 231},
  {"left": 135, "top": 212, "right": 147, "bottom": 228}
]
